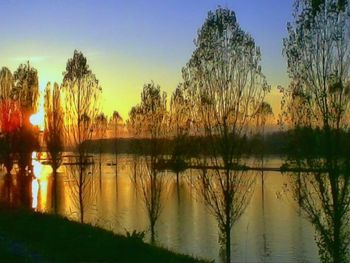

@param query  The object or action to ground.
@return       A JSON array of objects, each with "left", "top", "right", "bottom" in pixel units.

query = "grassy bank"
[{"left": 0, "top": 208, "right": 209, "bottom": 263}]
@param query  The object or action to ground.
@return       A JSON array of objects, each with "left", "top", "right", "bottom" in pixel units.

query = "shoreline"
[{"left": 0, "top": 207, "right": 209, "bottom": 263}]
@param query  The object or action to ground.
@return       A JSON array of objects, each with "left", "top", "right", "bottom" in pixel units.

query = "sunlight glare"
[
  {"left": 29, "top": 110, "right": 45, "bottom": 130},
  {"left": 32, "top": 159, "right": 43, "bottom": 179},
  {"left": 32, "top": 179, "right": 39, "bottom": 209},
  {"left": 29, "top": 85, "right": 45, "bottom": 130}
]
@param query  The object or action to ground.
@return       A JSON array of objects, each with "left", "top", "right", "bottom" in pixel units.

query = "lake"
[{"left": 0, "top": 154, "right": 319, "bottom": 263}]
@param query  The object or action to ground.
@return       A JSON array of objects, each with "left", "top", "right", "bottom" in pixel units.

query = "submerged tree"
[
  {"left": 11, "top": 62, "right": 40, "bottom": 208},
  {"left": 129, "top": 82, "right": 168, "bottom": 243},
  {"left": 44, "top": 82, "right": 64, "bottom": 213},
  {"left": 254, "top": 102, "right": 273, "bottom": 205},
  {"left": 13, "top": 62, "right": 40, "bottom": 176},
  {"left": 63, "top": 50, "right": 101, "bottom": 223},
  {"left": 0, "top": 67, "right": 19, "bottom": 175},
  {"left": 183, "top": 7, "right": 269, "bottom": 263},
  {"left": 283, "top": 1, "right": 350, "bottom": 262},
  {"left": 169, "top": 84, "right": 191, "bottom": 189}
]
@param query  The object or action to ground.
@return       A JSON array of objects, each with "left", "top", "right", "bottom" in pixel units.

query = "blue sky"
[{"left": 0, "top": 0, "right": 294, "bottom": 119}]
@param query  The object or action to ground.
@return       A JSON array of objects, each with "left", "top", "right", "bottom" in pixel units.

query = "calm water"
[{"left": 0, "top": 154, "right": 319, "bottom": 263}]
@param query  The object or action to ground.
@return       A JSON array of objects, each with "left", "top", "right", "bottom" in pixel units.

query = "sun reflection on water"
[
  {"left": 32, "top": 179, "right": 39, "bottom": 209},
  {"left": 31, "top": 155, "right": 51, "bottom": 211}
]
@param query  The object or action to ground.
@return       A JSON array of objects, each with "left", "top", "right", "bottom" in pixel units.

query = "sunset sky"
[{"left": 0, "top": 0, "right": 293, "bottom": 120}]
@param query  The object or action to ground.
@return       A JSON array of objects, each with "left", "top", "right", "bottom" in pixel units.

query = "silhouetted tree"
[
  {"left": 183, "top": 7, "right": 269, "bottom": 263},
  {"left": 283, "top": 1, "right": 350, "bottom": 262},
  {"left": 44, "top": 82, "right": 64, "bottom": 213},
  {"left": 13, "top": 62, "right": 40, "bottom": 171},
  {"left": 63, "top": 50, "right": 101, "bottom": 223},
  {"left": 0, "top": 108, "right": 17, "bottom": 174},
  {"left": 253, "top": 102, "right": 274, "bottom": 261},
  {"left": 169, "top": 84, "right": 190, "bottom": 191},
  {"left": 255, "top": 102, "right": 273, "bottom": 154},
  {"left": 0, "top": 67, "right": 19, "bottom": 175},
  {"left": 254, "top": 102, "right": 273, "bottom": 206},
  {"left": 13, "top": 62, "right": 39, "bottom": 120},
  {"left": 129, "top": 82, "right": 168, "bottom": 243},
  {"left": 12, "top": 62, "right": 40, "bottom": 207}
]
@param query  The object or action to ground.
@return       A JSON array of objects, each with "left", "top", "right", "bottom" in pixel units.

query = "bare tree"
[
  {"left": 283, "top": 1, "right": 350, "bottom": 262},
  {"left": 169, "top": 84, "right": 191, "bottom": 190},
  {"left": 62, "top": 50, "right": 101, "bottom": 223},
  {"left": 182, "top": 7, "right": 269, "bottom": 263},
  {"left": 128, "top": 82, "right": 168, "bottom": 243},
  {"left": 44, "top": 82, "right": 64, "bottom": 213}
]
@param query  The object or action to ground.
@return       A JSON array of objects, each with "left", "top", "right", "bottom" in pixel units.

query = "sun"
[
  {"left": 30, "top": 111, "right": 44, "bottom": 128},
  {"left": 30, "top": 90, "right": 45, "bottom": 130}
]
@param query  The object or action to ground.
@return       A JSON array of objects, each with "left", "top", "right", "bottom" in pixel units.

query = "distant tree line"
[{"left": 84, "top": 132, "right": 281, "bottom": 156}]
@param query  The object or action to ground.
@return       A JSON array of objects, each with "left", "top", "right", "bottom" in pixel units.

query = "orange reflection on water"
[
  {"left": 32, "top": 179, "right": 39, "bottom": 209},
  {"left": 31, "top": 158, "right": 50, "bottom": 211}
]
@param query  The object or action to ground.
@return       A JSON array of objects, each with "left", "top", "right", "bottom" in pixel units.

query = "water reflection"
[
  {"left": 31, "top": 156, "right": 50, "bottom": 211},
  {"left": 0, "top": 155, "right": 320, "bottom": 262},
  {"left": 64, "top": 156, "right": 98, "bottom": 223},
  {"left": 0, "top": 173, "right": 15, "bottom": 205},
  {"left": 31, "top": 178, "right": 49, "bottom": 211},
  {"left": 286, "top": 169, "right": 350, "bottom": 263}
]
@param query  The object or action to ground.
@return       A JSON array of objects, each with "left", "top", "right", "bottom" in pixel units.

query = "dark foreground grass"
[{"left": 0, "top": 208, "right": 209, "bottom": 263}]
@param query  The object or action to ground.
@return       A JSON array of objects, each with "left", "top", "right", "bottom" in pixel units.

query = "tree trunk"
[
  {"left": 261, "top": 171, "right": 265, "bottom": 211},
  {"left": 4, "top": 156, "right": 13, "bottom": 175},
  {"left": 52, "top": 168, "right": 58, "bottom": 214},
  {"left": 332, "top": 195, "right": 342, "bottom": 263},
  {"left": 176, "top": 171, "right": 179, "bottom": 187},
  {"left": 79, "top": 162, "right": 84, "bottom": 223},
  {"left": 99, "top": 157, "right": 102, "bottom": 190},
  {"left": 115, "top": 135, "right": 118, "bottom": 179},
  {"left": 4, "top": 173, "right": 12, "bottom": 204},
  {"left": 225, "top": 224, "right": 231, "bottom": 263},
  {"left": 115, "top": 152, "right": 118, "bottom": 178},
  {"left": 150, "top": 221, "right": 155, "bottom": 244},
  {"left": 176, "top": 171, "right": 180, "bottom": 202},
  {"left": 19, "top": 172, "right": 32, "bottom": 209}
]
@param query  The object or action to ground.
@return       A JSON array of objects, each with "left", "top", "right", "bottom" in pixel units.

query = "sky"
[{"left": 0, "top": 0, "right": 294, "bottom": 120}]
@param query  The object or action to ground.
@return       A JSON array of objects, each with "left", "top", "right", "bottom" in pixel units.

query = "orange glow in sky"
[{"left": 1, "top": 1, "right": 293, "bottom": 122}]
